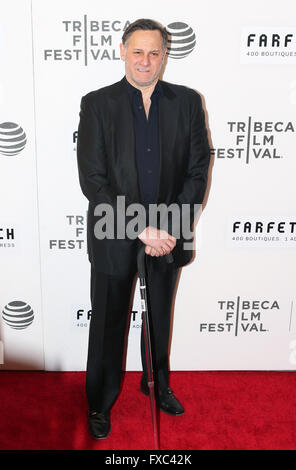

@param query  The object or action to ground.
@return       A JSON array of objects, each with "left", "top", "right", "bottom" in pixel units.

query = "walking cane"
[{"left": 137, "top": 245, "right": 173, "bottom": 450}]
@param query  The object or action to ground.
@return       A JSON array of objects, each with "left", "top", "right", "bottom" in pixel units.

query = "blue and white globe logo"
[
  {"left": 166, "top": 22, "right": 196, "bottom": 59},
  {"left": 0, "top": 122, "right": 27, "bottom": 156},
  {"left": 2, "top": 301, "right": 34, "bottom": 330}
]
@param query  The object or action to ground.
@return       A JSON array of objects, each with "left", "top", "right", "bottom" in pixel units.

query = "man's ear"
[{"left": 120, "top": 43, "right": 126, "bottom": 61}]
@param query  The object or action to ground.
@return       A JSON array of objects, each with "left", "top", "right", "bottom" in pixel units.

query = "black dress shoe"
[
  {"left": 140, "top": 381, "right": 185, "bottom": 416},
  {"left": 88, "top": 410, "right": 111, "bottom": 439}
]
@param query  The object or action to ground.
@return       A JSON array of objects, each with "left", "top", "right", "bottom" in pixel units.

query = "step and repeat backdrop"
[{"left": 1, "top": 0, "right": 296, "bottom": 371}]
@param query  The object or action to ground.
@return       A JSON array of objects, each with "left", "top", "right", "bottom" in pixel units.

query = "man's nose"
[{"left": 140, "top": 54, "right": 150, "bottom": 66}]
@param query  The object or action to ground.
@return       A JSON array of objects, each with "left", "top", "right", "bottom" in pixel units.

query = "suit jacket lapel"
[
  {"left": 107, "top": 78, "right": 141, "bottom": 202},
  {"left": 157, "top": 81, "right": 179, "bottom": 202}
]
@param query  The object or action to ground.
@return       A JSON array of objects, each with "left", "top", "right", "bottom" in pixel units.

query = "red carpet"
[{"left": 0, "top": 371, "right": 295, "bottom": 450}]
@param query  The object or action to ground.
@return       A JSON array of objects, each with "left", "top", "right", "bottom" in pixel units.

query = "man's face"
[{"left": 120, "top": 29, "right": 166, "bottom": 88}]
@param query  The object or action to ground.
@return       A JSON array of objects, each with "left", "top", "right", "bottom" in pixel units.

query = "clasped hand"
[{"left": 138, "top": 226, "right": 176, "bottom": 257}]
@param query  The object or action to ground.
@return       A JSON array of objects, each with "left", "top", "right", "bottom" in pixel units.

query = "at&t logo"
[
  {"left": 2, "top": 301, "right": 34, "bottom": 330},
  {"left": 166, "top": 22, "right": 196, "bottom": 59},
  {"left": 0, "top": 122, "right": 27, "bottom": 156}
]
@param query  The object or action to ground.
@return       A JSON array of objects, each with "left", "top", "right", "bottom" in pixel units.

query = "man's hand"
[{"left": 138, "top": 226, "right": 176, "bottom": 257}]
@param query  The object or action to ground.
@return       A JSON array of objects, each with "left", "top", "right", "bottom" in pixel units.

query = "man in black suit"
[{"left": 77, "top": 18, "right": 210, "bottom": 439}]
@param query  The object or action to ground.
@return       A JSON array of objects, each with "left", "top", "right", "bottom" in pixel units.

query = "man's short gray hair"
[{"left": 122, "top": 18, "right": 168, "bottom": 50}]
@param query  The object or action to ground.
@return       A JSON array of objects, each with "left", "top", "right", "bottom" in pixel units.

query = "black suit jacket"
[{"left": 77, "top": 77, "right": 210, "bottom": 277}]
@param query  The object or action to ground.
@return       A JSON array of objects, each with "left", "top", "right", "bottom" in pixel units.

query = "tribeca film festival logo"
[
  {"left": 43, "top": 17, "right": 128, "bottom": 64},
  {"left": 199, "top": 297, "right": 279, "bottom": 336},
  {"left": 2, "top": 301, "right": 34, "bottom": 330},
  {"left": 0, "top": 122, "right": 27, "bottom": 156},
  {"left": 212, "top": 117, "right": 295, "bottom": 164},
  {"left": 228, "top": 217, "right": 296, "bottom": 247},
  {"left": 43, "top": 17, "right": 196, "bottom": 65},
  {"left": 49, "top": 214, "right": 86, "bottom": 250},
  {"left": 240, "top": 27, "right": 296, "bottom": 64}
]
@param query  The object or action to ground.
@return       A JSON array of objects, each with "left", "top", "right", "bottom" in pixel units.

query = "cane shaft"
[{"left": 139, "top": 276, "right": 159, "bottom": 450}]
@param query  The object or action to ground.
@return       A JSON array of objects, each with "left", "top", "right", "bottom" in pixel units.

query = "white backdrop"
[{"left": 1, "top": 0, "right": 296, "bottom": 371}]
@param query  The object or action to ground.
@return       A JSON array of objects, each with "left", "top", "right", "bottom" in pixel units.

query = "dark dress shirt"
[{"left": 125, "top": 77, "right": 163, "bottom": 217}]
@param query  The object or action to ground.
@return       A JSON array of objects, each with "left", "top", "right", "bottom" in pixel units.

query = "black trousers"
[{"left": 86, "top": 255, "right": 179, "bottom": 412}]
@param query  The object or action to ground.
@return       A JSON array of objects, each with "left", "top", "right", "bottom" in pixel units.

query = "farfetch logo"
[
  {"left": 228, "top": 217, "right": 296, "bottom": 247},
  {"left": 240, "top": 27, "right": 296, "bottom": 64},
  {"left": 43, "top": 17, "right": 130, "bottom": 65},
  {"left": 200, "top": 297, "right": 279, "bottom": 336},
  {"left": 75, "top": 307, "right": 91, "bottom": 328},
  {"left": 212, "top": 117, "right": 295, "bottom": 164},
  {"left": 0, "top": 122, "right": 27, "bottom": 156},
  {"left": 0, "top": 227, "right": 15, "bottom": 249},
  {"left": 2, "top": 301, "right": 34, "bottom": 330},
  {"left": 131, "top": 309, "right": 142, "bottom": 330},
  {"left": 166, "top": 22, "right": 196, "bottom": 59},
  {"left": 73, "top": 307, "right": 141, "bottom": 329}
]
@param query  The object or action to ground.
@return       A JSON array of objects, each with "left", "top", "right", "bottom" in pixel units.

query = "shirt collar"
[{"left": 124, "top": 76, "right": 163, "bottom": 99}]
